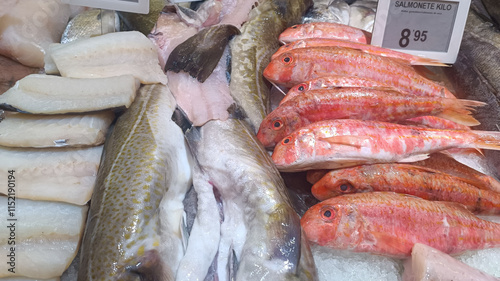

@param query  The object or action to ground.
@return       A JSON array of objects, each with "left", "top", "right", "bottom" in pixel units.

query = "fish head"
[
  {"left": 300, "top": 200, "right": 344, "bottom": 247},
  {"left": 272, "top": 40, "right": 308, "bottom": 60},
  {"left": 256, "top": 106, "right": 304, "bottom": 148},
  {"left": 311, "top": 170, "right": 359, "bottom": 201},
  {"left": 263, "top": 52, "right": 301, "bottom": 88},
  {"left": 272, "top": 127, "right": 316, "bottom": 171},
  {"left": 278, "top": 24, "right": 306, "bottom": 43}
]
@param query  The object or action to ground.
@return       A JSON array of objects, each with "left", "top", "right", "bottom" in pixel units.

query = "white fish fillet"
[
  {"left": 0, "top": 74, "right": 139, "bottom": 114},
  {"left": 0, "top": 198, "right": 87, "bottom": 279},
  {"left": 48, "top": 31, "right": 167, "bottom": 84},
  {"left": 0, "top": 0, "right": 78, "bottom": 67},
  {"left": 0, "top": 146, "right": 102, "bottom": 205},
  {"left": 0, "top": 111, "right": 114, "bottom": 148}
]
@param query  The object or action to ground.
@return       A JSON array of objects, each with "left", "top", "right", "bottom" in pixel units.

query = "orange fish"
[
  {"left": 271, "top": 119, "right": 500, "bottom": 172},
  {"left": 280, "top": 75, "right": 400, "bottom": 105},
  {"left": 263, "top": 46, "right": 456, "bottom": 98},
  {"left": 279, "top": 22, "right": 371, "bottom": 44},
  {"left": 257, "top": 87, "right": 483, "bottom": 148},
  {"left": 311, "top": 163, "right": 500, "bottom": 214},
  {"left": 306, "top": 169, "right": 329, "bottom": 185},
  {"left": 272, "top": 38, "right": 446, "bottom": 66},
  {"left": 301, "top": 192, "right": 500, "bottom": 258}
]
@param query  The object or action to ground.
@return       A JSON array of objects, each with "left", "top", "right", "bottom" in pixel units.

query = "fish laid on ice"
[
  {"left": 0, "top": 55, "right": 40, "bottom": 95},
  {"left": 0, "top": 111, "right": 114, "bottom": 148},
  {"left": 257, "top": 87, "right": 483, "bottom": 148},
  {"left": 229, "top": 0, "right": 312, "bottom": 132},
  {"left": 264, "top": 47, "right": 456, "bottom": 98},
  {"left": 272, "top": 119, "right": 500, "bottom": 172},
  {"left": 0, "top": 74, "right": 139, "bottom": 114},
  {"left": 61, "top": 9, "right": 120, "bottom": 44},
  {"left": 78, "top": 84, "right": 193, "bottom": 280},
  {"left": 311, "top": 163, "right": 500, "bottom": 214},
  {"left": 185, "top": 119, "right": 317, "bottom": 280},
  {"left": 281, "top": 75, "right": 401, "bottom": 105},
  {"left": 0, "top": 145, "right": 102, "bottom": 205},
  {"left": 0, "top": 0, "right": 83, "bottom": 67},
  {"left": 272, "top": 38, "right": 446, "bottom": 66},
  {"left": 279, "top": 22, "right": 371, "bottom": 44},
  {"left": 0, "top": 198, "right": 88, "bottom": 279},
  {"left": 402, "top": 243, "right": 500, "bottom": 281},
  {"left": 301, "top": 192, "right": 500, "bottom": 258},
  {"left": 47, "top": 31, "right": 167, "bottom": 84}
]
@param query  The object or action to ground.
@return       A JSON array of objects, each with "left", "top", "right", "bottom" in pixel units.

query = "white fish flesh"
[
  {"left": 403, "top": 243, "right": 500, "bottom": 281},
  {"left": 0, "top": 197, "right": 88, "bottom": 279},
  {"left": 0, "top": 146, "right": 102, "bottom": 205},
  {"left": 47, "top": 31, "right": 167, "bottom": 84},
  {"left": 0, "top": 111, "right": 114, "bottom": 148},
  {"left": 0, "top": 74, "right": 139, "bottom": 114},
  {"left": 0, "top": 0, "right": 82, "bottom": 67}
]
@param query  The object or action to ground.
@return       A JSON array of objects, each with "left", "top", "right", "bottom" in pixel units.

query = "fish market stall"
[{"left": 0, "top": 0, "right": 500, "bottom": 280}]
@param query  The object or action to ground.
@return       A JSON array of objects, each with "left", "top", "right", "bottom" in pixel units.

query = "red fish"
[
  {"left": 301, "top": 192, "right": 500, "bottom": 258},
  {"left": 279, "top": 22, "right": 371, "bottom": 44},
  {"left": 262, "top": 46, "right": 456, "bottom": 98},
  {"left": 311, "top": 163, "right": 500, "bottom": 214},
  {"left": 257, "top": 87, "right": 483, "bottom": 148},
  {"left": 271, "top": 119, "right": 500, "bottom": 172},
  {"left": 280, "top": 75, "right": 400, "bottom": 105},
  {"left": 402, "top": 116, "right": 472, "bottom": 130},
  {"left": 272, "top": 38, "right": 446, "bottom": 66}
]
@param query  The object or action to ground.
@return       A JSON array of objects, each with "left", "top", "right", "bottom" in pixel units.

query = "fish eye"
[
  {"left": 320, "top": 207, "right": 335, "bottom": 221},
  {"left": 282, "top": 56, "right": 293, "bottom": 64},
  {"left": 273, "top": 119, "right": 283, "bottom": 130},
  {"left": 297, "top": 83, "right": 306, "bottom": 92},
  {"left": 282, "top": 137, "right": 292, "bottom": 144},
  {"left": 339, "top": 181, "right": 353, "bottom": 192},
  {"left": 291, "top": 25, "right": 298, "bottom": 29}
]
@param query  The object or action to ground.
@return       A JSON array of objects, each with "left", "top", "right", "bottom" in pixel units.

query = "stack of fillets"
[{"left": 0, "top": 31, "right": 166, "bottom": 280}]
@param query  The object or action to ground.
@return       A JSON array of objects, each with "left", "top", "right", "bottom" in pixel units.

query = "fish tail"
[
  {"left": 438, "top": 99, "right": 486, "bottom": 126},
  {"left": 411, "top": 57, "right": 449, "bottom": 66},
  {"left": 473, "top": 130, "right": 500, "bottom": 151}
]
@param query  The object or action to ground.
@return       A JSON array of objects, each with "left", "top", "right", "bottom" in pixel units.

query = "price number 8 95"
[{"left": 399, "top": 28, "right": 428, "bottom": 48}]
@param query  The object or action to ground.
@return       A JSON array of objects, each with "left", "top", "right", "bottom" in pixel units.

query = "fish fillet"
[
  {"left": 0, "top": 198, "right": 87, "bottom": 279},
  {"left": 0, "top": 111, "right": 114, "bottom": 148},
  {"left": 0, "top": 146, "right": 102, "bottom": 205},
  {"left": 48, "top": 31, "right": 167, "bottom": 84},
  {"left": 0, "top": 74, "right": 139, "bottom": 114}
]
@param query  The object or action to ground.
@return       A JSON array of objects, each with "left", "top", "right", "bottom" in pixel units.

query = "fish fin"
[
  {"left": 410, "top": 57, "right": 449, "bottom": 67},
  {"left": 171, "top": 106, "right": 193, "bottom": 134},
  {"left": 398, "top": 154, "right": 430, "bottom": 163},
  {"left": 227, "top": 245, "right": 238, "bottom": 281},
  {"left": 439, "top": 201, "right": 473, "bottom": 213},
  {"left": 165, "top": 25, "right": 240, "bottom": 82},
  {"left": 472, "top": 130, "right": 500, "bottom": 151},
  {"left": 366, "top": 230, "right": 412, "bottom": 257},
  {"left": 181, "top": 211, "right": 189, "bottom": 253},
  {"left": 319, "top": 135, "right": 368, "bottom": 148},
  {"left": 437, "top": 99, "right": 486, "bottom": 126}
]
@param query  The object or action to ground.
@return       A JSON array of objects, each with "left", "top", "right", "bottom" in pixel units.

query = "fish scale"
[{"left": 79, "top": 84, "right": 192, "bottom": 281}]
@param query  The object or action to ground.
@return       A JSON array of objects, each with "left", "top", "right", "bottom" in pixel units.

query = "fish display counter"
[{"left": 0, "top": 0, "right": 500, "bottom": 280}]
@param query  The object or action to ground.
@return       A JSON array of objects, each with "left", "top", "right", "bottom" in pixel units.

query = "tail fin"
[
  {"left": 438, "top": 99, "right": 486, "bottom": 126},
  {"left": 473, "top": 130, "right": 500, "bottom": 151},
  {"left": 411, "top": 57, "right": 449, "bottom": 67}
]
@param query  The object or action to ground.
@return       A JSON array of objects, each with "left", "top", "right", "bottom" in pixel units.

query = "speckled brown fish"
[{"left": 78, "top": 84, "right": 193, "bottom": 280}]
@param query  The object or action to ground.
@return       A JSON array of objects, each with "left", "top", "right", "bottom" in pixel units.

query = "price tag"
[
  {"left": 62, "top": 0, "right": 149, "bottom": 14},
  {"left": 371, "top": 0, "right": 471, "bottom": 64}
]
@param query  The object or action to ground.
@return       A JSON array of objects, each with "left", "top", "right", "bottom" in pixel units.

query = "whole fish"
[
  {"left": 311, "top": 163, "right": 500, "bottom": 214},
  {"left": 185, "top": 119, "right": 318, "bottom": 281},
  {"left": 258, "top": 87, "right": 483, "bottom": 148},
  {"left": 272, "top": 38, "right": 446, "bottom": 66},
  {"left": 78, "top": 84, "right": 193, "bottom": 281},
  {"left": 279, "top": 22, "right": 371, "bottom": 44},
  {"left": 263, "top": 46, "right": 456, "bottom": 98},
  {"left": 271, "top": 119, "right": 500, "bottom": 172},
  {"left": 301, "top": 192, "right": 500, "bottom": 258},
  {"left": 229, "top": 0, "right": 312, "bottom": 132},
  {"left": 281, "top": 75, "right": 400, "bottom": 105}
]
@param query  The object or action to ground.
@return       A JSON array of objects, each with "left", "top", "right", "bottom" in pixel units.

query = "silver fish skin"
[
  {"left": 185, "top": 119, "right": 317, "bottom": 281},
  {"left": 303, "top": 0, "right": 350, "bottom": 25},
  {"left": 61, "top": 9, "right": 120, "bottom": 44},
  {"left": 78, "top": 84, "right": 193, "bottom": 281},
  {"left": 445, "top": 9, "right": 500, "bottom": 178},
  {"left": 229, "top": 0, "right": 312, "bottom": 133}
]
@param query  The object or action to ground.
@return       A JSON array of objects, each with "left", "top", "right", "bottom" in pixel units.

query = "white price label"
[
  {"left": 372, "top": 0, "right": 471, "bottom": 64},
  {"left": 62, "top": 0, "right": 149, "bottom": 14}
]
